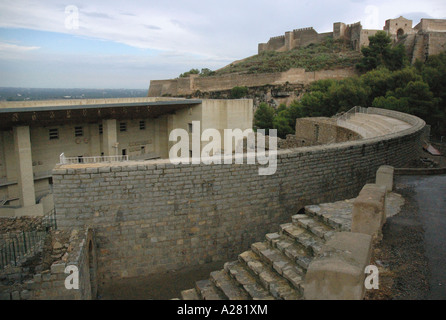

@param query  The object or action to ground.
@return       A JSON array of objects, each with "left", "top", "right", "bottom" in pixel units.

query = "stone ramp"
[{"left": 179, "top": 201, "right": 351, "bottom": 300}]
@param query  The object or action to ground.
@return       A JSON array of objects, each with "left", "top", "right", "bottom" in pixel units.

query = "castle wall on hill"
[
  {"left": 257, "top": 17, "right": 446, "bottom": 58},
  {"left": 415, "top": 19, "right": 446, "bottom": 32},
  {"left": 148, "top": 68, "right": 358, "bottom": 97}
]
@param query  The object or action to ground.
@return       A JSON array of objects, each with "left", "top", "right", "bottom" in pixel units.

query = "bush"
[
  {"left": 254, "top": 103, "right": 275, "bottom": 134},
  {"left": 231, "top": 86, "right": 248, "bottom": 99}
]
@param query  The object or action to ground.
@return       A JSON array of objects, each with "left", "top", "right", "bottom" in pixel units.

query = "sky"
[{"left": 0, "top": 0, "right": 445, "bottom": 90}]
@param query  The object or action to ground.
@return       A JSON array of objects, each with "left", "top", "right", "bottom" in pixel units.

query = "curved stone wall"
[{"left": 51, "top": 108, "right": 425, "bottom": 282}]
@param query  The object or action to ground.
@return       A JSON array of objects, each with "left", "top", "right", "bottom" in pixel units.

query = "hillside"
[{"left": 210, "top": 38, "right": 361, "bottom": 76}]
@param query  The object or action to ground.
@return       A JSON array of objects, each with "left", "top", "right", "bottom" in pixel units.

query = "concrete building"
[{"left": 0, "top": 97, "right": 253, "bottom": 217}]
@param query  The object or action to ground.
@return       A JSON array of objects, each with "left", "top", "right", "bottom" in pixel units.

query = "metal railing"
[
  {"left": 0, "top": 230, "right": 47, "bottom": 271},
  {"left": 0, "top": 209, "right": 57, "bottom": 271},
  {"left": 336, "top": 106, "right": 368, "bottom": 122},
  {"left": 59, "top": 153, "right": 129, "bottom": 165}
]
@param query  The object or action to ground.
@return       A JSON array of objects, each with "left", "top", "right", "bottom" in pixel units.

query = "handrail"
[{"left": 336, "top": 106, "right": 368, "bottom": 122}]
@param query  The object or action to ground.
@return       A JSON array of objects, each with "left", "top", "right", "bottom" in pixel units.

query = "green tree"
[
  {"left": 254, "top": 103, "right": 275, "bottom": 134},
  {"left": 231, "top": 86, "right": 248, "bottom": 99},
  {"left": 276, "top": 103, "right": 288, "bottom": 114},
  {"left": 200, "top": 68, "right": 215, "bottom": 77},
  {"left": 422, "top": 53, "right": 446, "bottom": 102},
  {"left": 356, "top": 31, "right": 407, "bottom": 72},
  {"left": 326, "top": 78, "right": 369, "bottom": 113},
  {"left": 385, "top": 43, "right": 408, "bottom": 71},
  {"left": 179, "top": 68, "right": 200, "bottom": 78},
  {"left": 373, "top": 80, "right": 440, "bottom": 126},
  {"left": 360, "top": 67, "right": 393, "bottom": 104},
  {"left": 273, "top": 110, "right": 294, "bottom": 138},
  {"left": 286, "top": 101, "right": 303, "bottom": 129},
  {"left": 360, "top": 66, "right": 421, "bottom": 105}
]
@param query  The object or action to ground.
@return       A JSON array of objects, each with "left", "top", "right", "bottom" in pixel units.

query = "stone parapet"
[
  {"left": 304, "top": 232, "right": 372, "bottom": 300},
  {"left": 351, "top": 184, "right": 387, "bottom": 239}
]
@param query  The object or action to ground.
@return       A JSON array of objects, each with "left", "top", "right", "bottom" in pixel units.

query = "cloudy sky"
[{"left": 0, "top": 0, "right": 445, "bottom": 89}]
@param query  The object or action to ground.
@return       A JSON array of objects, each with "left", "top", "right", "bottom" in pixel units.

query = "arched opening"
[
  {"left": 88, "top": 240, "right": 98, "bottom": 299},
  {"left": 397, "top": 28, "right": 405, "bottom": 39}
]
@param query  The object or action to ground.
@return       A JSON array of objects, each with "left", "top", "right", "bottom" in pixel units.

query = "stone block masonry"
[
  {"left": 51, "top": 108, "right": 425, "bottom": 284},
  {"left": 0, "top": 228, "right": 96, "bottom": 300}
]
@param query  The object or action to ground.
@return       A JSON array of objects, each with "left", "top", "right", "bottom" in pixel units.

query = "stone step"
[
  {"left": 181, "top": 288, "right": 200, "bottom": 300},
  {"left": 348, "top": 118, "right": 382, "bottom": 138},
  {"left": 270, "top": 233, "right": 313, "bottom": 270},
  {"left": 238, "top": 249, "right": 302, "bottom": 300},
  {"left": 224, "top": 261, "right": 275, "bottom": 300},
  {"left": 353, "top": 114, "right": 394, "bottom": 134},
  {"left": 304, "top": 202, "right": 352, "bottom": 231},
  {"left": 195, "top": 279, "right": 226, "bottom": 300},
  {"left": 210, "top": 269, "right": 250, "bottom": 300},
  {"left": 292, "top": 214, "right": 336, "bottom": 241},
  {"left": 249, "top": 242, "right": 305, "bottom": 294},
  {"left": 279, "top": 223, "right": 324, "bottom": 256}
]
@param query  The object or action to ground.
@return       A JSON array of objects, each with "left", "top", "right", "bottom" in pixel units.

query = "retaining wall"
[
  {"left": 51, "top": 108, "right": 425, "bottom": 283},
  {"left": 148, "top": 68, "right": 358, "bottom": 97}
]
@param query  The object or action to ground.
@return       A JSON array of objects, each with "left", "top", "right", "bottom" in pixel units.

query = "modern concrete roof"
[{"left": 0, "top": 97, "right": 202, "bottom": 128}]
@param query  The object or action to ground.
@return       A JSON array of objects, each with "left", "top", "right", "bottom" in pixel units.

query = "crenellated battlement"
[
  {"left": 293, "top": 27, "right": 315, "bottom": 33},
  {"left": 347, "top": 21, "right": 361, "bottom": 28},
  {"left": 269, "top": 35, "right": 285, "bottom": 40},
  {"left": 258, "top": 16, "right": 446, "bottom": 59}
]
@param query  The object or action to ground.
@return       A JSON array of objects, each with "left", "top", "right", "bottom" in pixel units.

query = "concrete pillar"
[
  {"left": 88, "top": 123, "right": 101, "bottom": 157},
  {"left": 154, "top": 116, "right": 169, "bottom": 159},
  {"left": 102, "top": 119, "right": 117, "bottom": 156},
  {"left": 13, "top": 126, "right": 36, "bottom": 207}
]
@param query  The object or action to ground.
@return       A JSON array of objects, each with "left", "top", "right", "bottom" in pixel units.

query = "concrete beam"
[{"left": 304, "top": 232, "right": 372, "bottom": 300}]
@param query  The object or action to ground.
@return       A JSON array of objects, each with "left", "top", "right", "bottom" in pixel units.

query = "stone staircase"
[{"left": 180, "top": 199, "right": 354, "bottom": 300}]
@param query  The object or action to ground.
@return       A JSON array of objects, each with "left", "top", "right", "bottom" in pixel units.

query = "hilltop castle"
[{"left": 258, "top": 17, "right": 446, "bottom": 63}]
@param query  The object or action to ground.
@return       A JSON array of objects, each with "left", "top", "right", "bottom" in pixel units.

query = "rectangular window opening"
[
  {"left": 49, "top": 128, "right": 59, "bottom": 140},
  {"left": 75, "top": 126, "right": 83, "bottom": 137}
]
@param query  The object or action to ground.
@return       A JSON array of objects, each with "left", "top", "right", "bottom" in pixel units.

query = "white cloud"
[
  {"left": 0, "top": 42, "right": 40, "bottom": 59},
  {"left": 0, "top": 0, "right": 445, "bottom": 88},
  {"left": 1, "top": 0, "right": 445, "bottom": 59},
  {"left": 0, "top": 42, "right": 39, "bottom": 51}
]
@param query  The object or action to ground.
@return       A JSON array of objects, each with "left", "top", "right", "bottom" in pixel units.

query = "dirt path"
[{"left": 366, "top": 174, "right": 446, "bottom": 300}]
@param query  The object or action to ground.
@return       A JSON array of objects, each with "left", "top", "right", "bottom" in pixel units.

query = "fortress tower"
[{"left": 258, "top": 16, "right": 446, "bottom": 63}]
